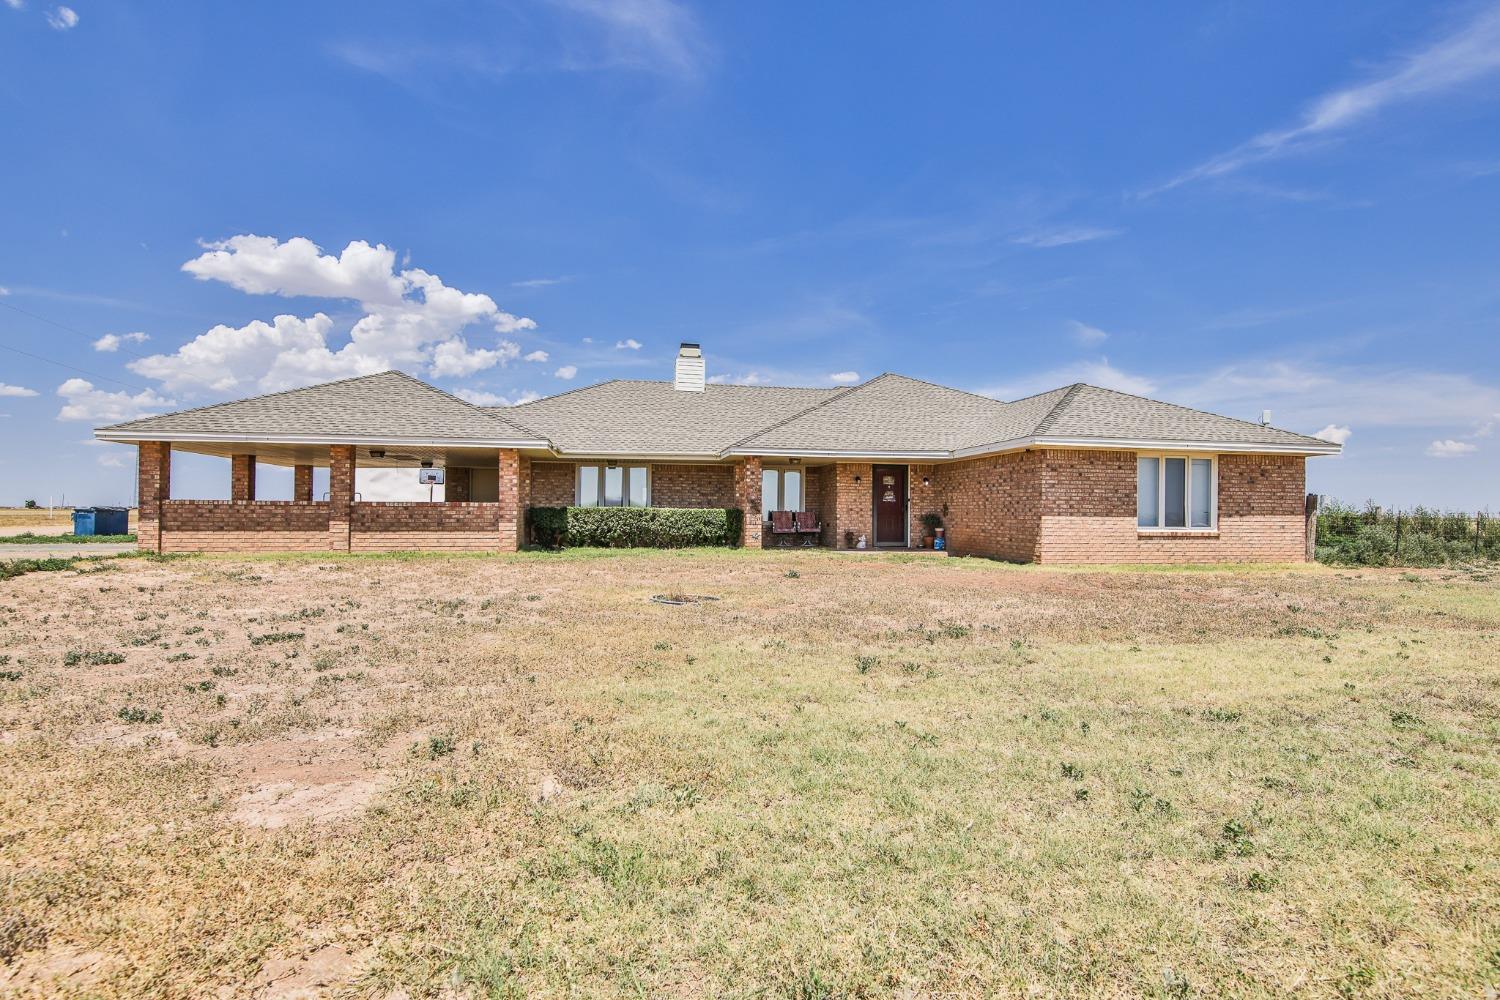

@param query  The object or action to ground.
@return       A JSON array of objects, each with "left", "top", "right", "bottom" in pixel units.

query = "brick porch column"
[
  {"left": 328, "top": 445, "right": 354, "bottom": 552},
  {"left": 517, "top": 454, "right": 533, "bottom": 545},
  {"left": 231, "top": 454, "right": 256, "bottom": 501},
  {"left": 733, "top": 456, "right": 763, "bottom": 548},
  {"left": 497, "top": 448, "right": 521, "bottom": 551},
  {"left": 137, "top": 441, "right": 170, "bottom": 553},
  {"left": 293, "top": 464, "right": 314, "bottom": 502}
]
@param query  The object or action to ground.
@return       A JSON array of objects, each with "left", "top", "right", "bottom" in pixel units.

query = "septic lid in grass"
[{"left": 650, "top": 594, "right": 720, "bottom": 606}]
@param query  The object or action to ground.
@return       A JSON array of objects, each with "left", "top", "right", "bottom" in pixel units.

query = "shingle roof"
[
  {"left": 498, "top": 380, "right": 842, "bottom": 455},
  {"left": 95, "top": 368, "right": 1338, "bottom": 456},
  {"left": 97, "top": 370, "right": 546, "bottom": 444},
  {"left": 1028, "top": 383, "right": 1333, "bottom": 449}
]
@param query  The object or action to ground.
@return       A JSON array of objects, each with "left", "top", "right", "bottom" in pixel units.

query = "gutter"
[{"left": 93, "top": 429, "right": 554, "bottom": 450}]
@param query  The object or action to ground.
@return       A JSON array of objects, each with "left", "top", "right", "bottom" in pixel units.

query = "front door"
[{"left": 871, "top": 465, "right": 907, "bottom": 546}]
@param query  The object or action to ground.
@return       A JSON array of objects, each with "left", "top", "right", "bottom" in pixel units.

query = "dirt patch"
[
  {"left": 252, "top": 941, "right": 371, "bottom": 998},
  {"left": 0, "top": 946, "right": 116, "bottom": 994},
  {"left": 217, "top": 730, "right": 391, "bottom": 829}
]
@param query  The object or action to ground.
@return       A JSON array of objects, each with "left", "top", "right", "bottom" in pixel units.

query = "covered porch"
[{"left": 133, "top": 441, "right": 529, "bottom": 554}]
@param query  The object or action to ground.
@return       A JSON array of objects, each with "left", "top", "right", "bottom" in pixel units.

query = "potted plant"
[{"left": 920, "top": 512, "right": 944, "bottom": 548}]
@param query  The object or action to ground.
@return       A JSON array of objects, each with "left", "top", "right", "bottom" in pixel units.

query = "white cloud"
[
  {"left": 1427, "top": 439, "right": 1478, "bottom": 458},
  {"left": 0, "top": 383, "right": 38, "bottom": 397},
  {"left": 429, "top": 337, "right": 520, "bottom": 378},
  {"left": 523, "top": 350, "right": 549, "bottom": 362},
  {"left": 1011, "top": 226, "right": 1122, "bottom": 248},
  {"left": 3, "top": 1, "right": 24, "bottom": 10},
  {"left": 56, "top": 378, "right": 174, "bottom": 422},
  {"left": 1068, "top": 320, "right": 1110, "bottom": 346},
  {"left": 513, "top": 276, "right": 569, "bottom": 288},
  {"left": 46, "top": 4, "right": 76, "bottom": 29},
  {"left": 92, "top": 331, "right": 149, "bottom": 352},
  {"left": 134, "top": 235, "right": 537, "bottom": 393},
  {"left": 454, "top": 388, "right": 542, "bottom": 407},
  {"left": 550, "top": 0, "right": 711, "bottom": 81},
  {"left": 1154, "top": 5, "right": 1500, "bottom": 193},
  {"left": 554, "top": 365, "right": 578, "bottom": 380},
  {"left": 97, "top": 453, "right": 125, "bottom": 469},
  {"left": 707, "top": 372, "right": 772, "bottom": 386},
  {"left": 828, "top": 371, "right": 860, "bottom": 384},
  {"left": 0, "top": 285, "right": 9, "bottom": 295},
  {"left": 1314, "top": 424, "right": 1353, "bottom": 445},
  {"left": 615, "top": 338, "right": 642, "bottom": 350}
]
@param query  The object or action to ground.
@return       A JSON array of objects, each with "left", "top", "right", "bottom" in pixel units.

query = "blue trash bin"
[{"left": 72, "top": 506, "right": 129, "bottom": 537}]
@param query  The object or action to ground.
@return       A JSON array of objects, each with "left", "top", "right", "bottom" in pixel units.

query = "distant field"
[
  {"left": 0, "top": 549, "right": 1495, "bottom": 998},
  {"left": 0, "top": 507, "right": 137, "bottom": 538}
]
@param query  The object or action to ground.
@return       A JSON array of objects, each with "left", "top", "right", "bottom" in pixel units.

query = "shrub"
[
  {"left": 1316, "top": 498, "right": 1499, "bottom": 567},
  {"left": 526, "top": 506, "right": 743, "bottom": 548}
]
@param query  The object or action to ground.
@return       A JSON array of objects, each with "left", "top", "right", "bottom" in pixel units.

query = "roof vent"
[
  {"left": 1260, "top": 409, "right": 1272, "bottom": 426},
  {"left": 674, "top": 342, "right": 705, "bottom": 392}
]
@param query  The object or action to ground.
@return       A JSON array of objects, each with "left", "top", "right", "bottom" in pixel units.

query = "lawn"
[{"left": 0, "top": 549, "right": 1496, "bottom": 998}]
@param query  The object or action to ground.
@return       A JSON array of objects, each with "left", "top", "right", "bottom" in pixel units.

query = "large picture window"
[
  {"left": 576, "top": 464, "right": 650, "bottom": 507},
  {"left": 1137, "top": 454, "right": 1215, "bottom": 530},
  {"left": 761, "top": 467, "right": 803, "bottom": 518}
]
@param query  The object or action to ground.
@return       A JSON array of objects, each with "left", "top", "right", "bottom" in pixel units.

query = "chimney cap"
[{"left": 678, "top": 342, "right": 701, "bottom": 354}]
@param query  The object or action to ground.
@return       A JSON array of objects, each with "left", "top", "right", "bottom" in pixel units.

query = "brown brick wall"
[
  {"left": 136, "top": 441, "right": 171, "bottom": 553},
  {"left": 293, "top": 464, "right": 313, "bottom": 501},
  {"left": 652, "top": 463, "right": 736, "bottom": 507},
  {"left": 908, "top": 464, "right": 938, "bottom": 547},
  {"left": 350, "top": 502, "right": 503, "bottom": 552},
  {"left": 826, "top": 463, "right": 873, "bottom": 548},
  {"left": 931, "top": 451, "right": 1042, "bottom": 561},
  {"left": 1032, "top": 450, "right": 1307, "bottom": 564},
  {"left": 231, "top": 454, "right": 256, "bottom": 502},
  {"left": 531, "top": 463, "right": 575, "bottom": 506},
  {"left": 329, "top": 445, "right": 355, "bottom": 552},
  {"left": 733, "top": 457, "right": 763, "bottom": 547},
  {"left": 159, "top": 500, "right": 332, "bottom": 553},
  {"left": 497, "top": 449, "right": 520, "bottom": 551}
]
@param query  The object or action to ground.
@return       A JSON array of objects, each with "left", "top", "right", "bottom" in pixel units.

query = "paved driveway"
[{"left": 0, "top": 544, "right": 136, "bottom": 559}]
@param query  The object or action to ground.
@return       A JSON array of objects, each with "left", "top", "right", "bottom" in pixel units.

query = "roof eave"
[
  {"left": 93, "top": 429, "right": 553, "bottom": 449},
  {"left": 723, "top": 447, "right": 953, "bottom": 460},
  {"left": 950, "top": 435, "right": 1342, "bottom": 459}
]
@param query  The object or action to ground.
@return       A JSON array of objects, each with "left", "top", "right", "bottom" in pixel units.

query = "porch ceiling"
[{"left": 161, "top": 440, "right": 549, "bottom": 469}]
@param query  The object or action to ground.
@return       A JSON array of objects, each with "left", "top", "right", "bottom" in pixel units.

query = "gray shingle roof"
[
  {"left": 97, "top": 370, "right": 545, "bottom": 444},
  {"left": 1029, "top": 383, "right": 1334, "bottom": 449},
  {"left": 499, "top": 380, "right": 842, "bottom": 455},
  {"left": 95, "top": 368, "right": 1338, "bottom": 456}
]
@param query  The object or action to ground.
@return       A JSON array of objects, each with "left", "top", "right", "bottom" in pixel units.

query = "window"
[
  {"left": 1136, "top": 454, "right": 1215, "bottom": 530},
  {"left": 576, "top": 464, "right": 649, "bottom": 507},
  {"left": 761, "top": 467, "right": 804, "bottom": 518}
]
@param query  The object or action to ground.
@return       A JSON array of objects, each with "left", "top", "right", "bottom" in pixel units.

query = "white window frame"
[
  {"left": 575, "top": 464, "right": 651, "bottom": 507},
  {"left": 1137, "top": 453, "right": 1217, "bottom": 531},
  {"left": 760, "top": 466, "right": 805, "bottom": 520}
]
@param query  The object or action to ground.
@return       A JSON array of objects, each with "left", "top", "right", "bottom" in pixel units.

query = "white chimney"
[
  {"left": 1260, "top": 409, "right": 1272, "bottom": 426},
  {"left": 674, "top": 342, "right": 705, "bottom": 392}
]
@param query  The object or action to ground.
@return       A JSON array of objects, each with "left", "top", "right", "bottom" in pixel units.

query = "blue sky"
[{"left": 2, "top": 1, "right": 1499, "bottom": 507}]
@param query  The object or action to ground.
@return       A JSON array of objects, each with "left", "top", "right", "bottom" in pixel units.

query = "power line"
[
  {"left": 0, "top": 298, "right": 156, "bottom": 363},
  {"left": 0, "top": 340, "right": 153, "bottom": 393}
]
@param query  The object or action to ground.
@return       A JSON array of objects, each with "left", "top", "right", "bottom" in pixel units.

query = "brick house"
[{"left": 96, "top": 343, "right": 1340, "bottom": 563}]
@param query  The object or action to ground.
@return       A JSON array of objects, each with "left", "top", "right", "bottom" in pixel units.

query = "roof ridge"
[
  {"left": 101, "top": 369, "right": 411, "bottom": 431},
  {"left": 875, "top": 371, "right": 1015, "bottom": 409},
  {"left": 716, "top": 375, "right": 883, "bottom": 454},
  {"left": 1030, "top": 383, "right": 1086, "bottom": 436},
  {"left": 1059, "top": 383, "right": 1330, "bottom": 445},
  {"left": 388, "top": 370, "right": 551, "bottom": 443},
  {"left": 507, "top": 379, "right": 625, "bottom": 409}
]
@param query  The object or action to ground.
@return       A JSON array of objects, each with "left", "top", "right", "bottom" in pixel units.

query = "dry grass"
[
  {"left": 0, "top": 508, "right": 138, "bottom": 538},
  {"left": 0, "top": 549, "right": 1496, "bottom": 998}
]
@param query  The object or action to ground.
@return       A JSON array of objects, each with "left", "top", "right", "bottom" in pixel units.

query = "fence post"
[{"left": 1304, "top": 493, "right": 1320, "bottom": 564}]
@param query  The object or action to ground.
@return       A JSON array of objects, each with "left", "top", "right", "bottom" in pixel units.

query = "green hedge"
[{"left": 527, "top": 506, "right": 743, "bottom": 548}]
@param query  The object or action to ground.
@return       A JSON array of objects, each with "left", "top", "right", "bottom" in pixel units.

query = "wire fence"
[{"left": 1315, "top": 498, "right": 1499, "bottom": 567}]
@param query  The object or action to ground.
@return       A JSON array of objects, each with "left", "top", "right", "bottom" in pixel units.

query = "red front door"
[{"left": 871, "top": 465, "right": 907, "bottom": 545}]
